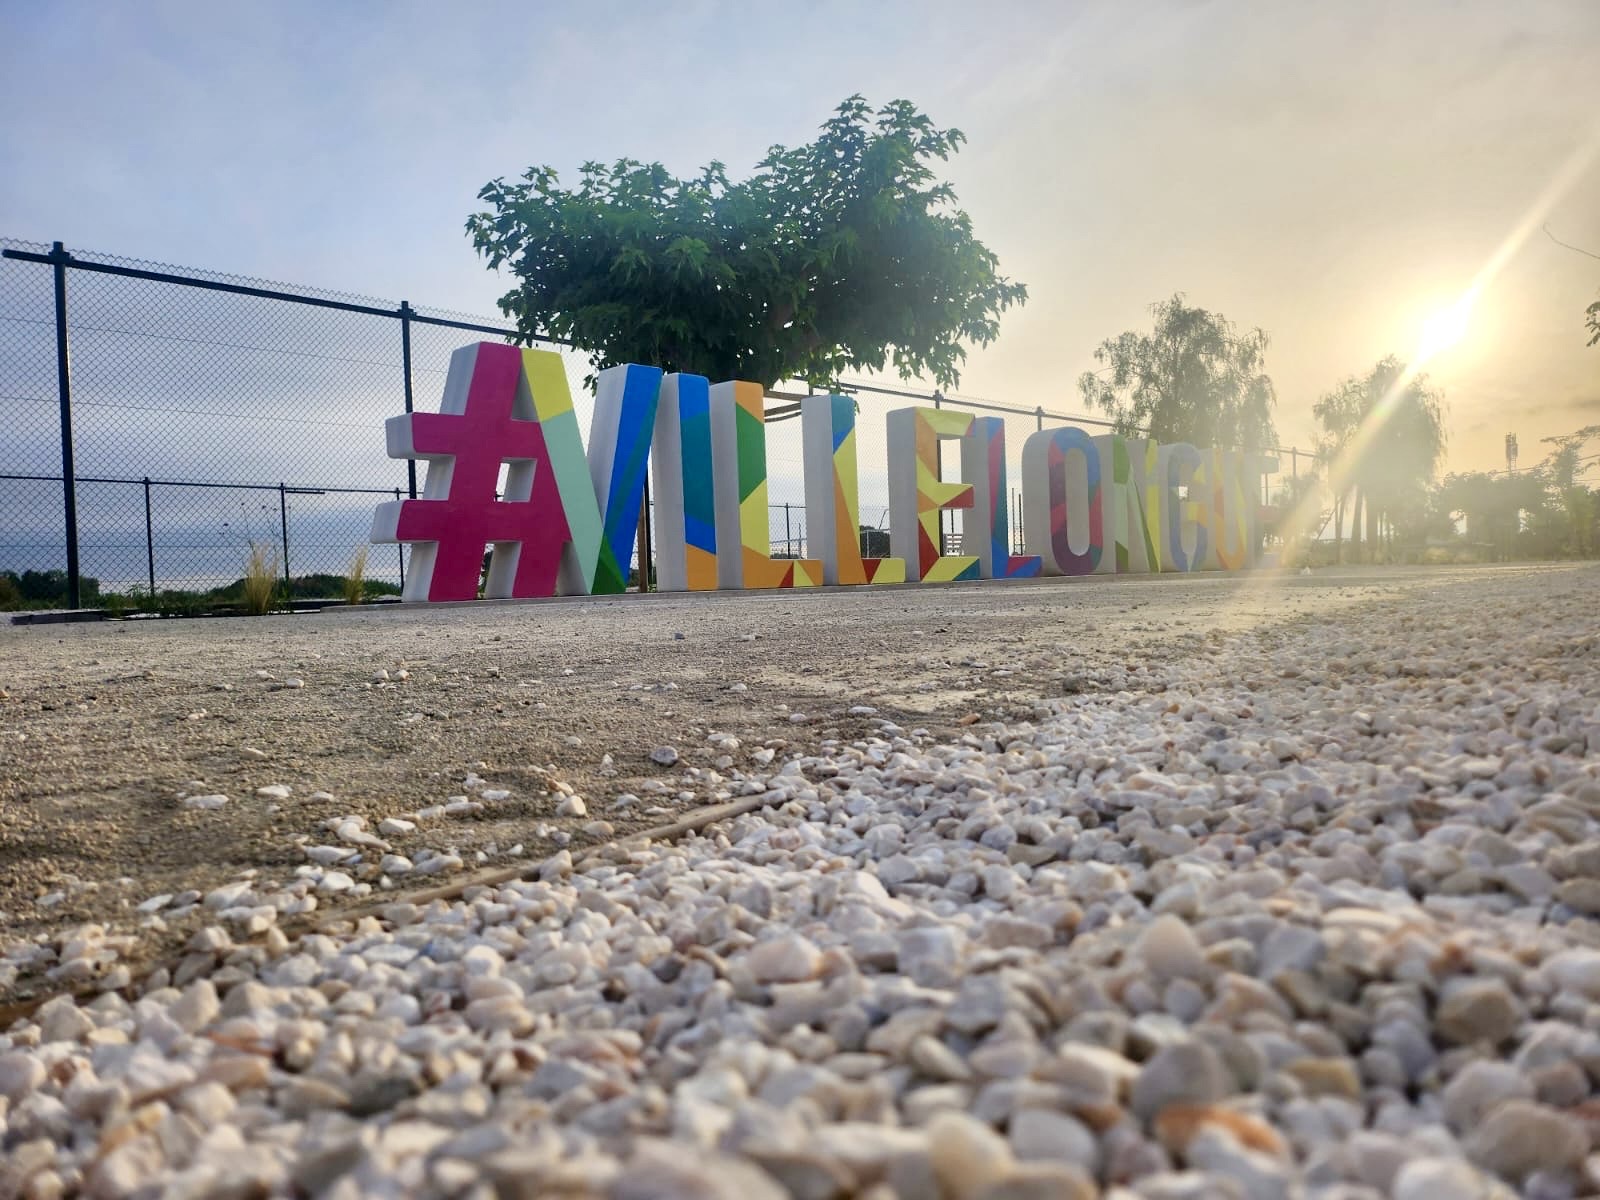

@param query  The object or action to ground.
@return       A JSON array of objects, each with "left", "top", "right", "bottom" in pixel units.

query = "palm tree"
[{"left": 1314, "top": 357, "right": 1447, "bottom": 563}]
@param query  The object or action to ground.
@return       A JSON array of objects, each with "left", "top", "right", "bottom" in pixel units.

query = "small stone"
[
  {"left": 972, "top": 1164, "right": 1097, "bottom": 1200},
  {"left": 1393, "top": 1158, "right": 1504, "bottom": 1200},
  {"left": 1132, "top": 914, "right": 1207, "bottom": 980},
  {"left": 927, "top": 1109, "right": 1014, "bottom": 1199},
  {"left": 378, "top": 818, "right": 415, "bottom": 836},
  {"left": 897, "top": 926, "right": 962, "bottom": 988},
  {"left": 910, "top": 1036, "right": 973, "bottom": 1082},
  {"left": 0, "top": 1050, "right": 46, "bottom": 1100},
  {"left": 556, "top": 794, "right": 587, "bottom": 817},
  {"left": 1282, "top": 1057, "right": 1361, "bottom": 1100},
  {"left": 1131, "top": 1041, "right": 1229, "bottom": 1122},
  {"left": 170, "top": 979, "right": 221, "bottom": 1032},
  {"left": 650, "top": 746, "right": 680, "bottom": 767},
  {"left": 1467, "top": 1099, "right": 1588, "bottom": 1182},
  {"left": 1437, "top": 978, "right": 1522, "bottom": 1046},
  {"left": 744, "top": 934, "right": 824, "bottom": 984},
  {"left": 1008, "top": 1109, "right": 1100, "bottom": 1174},
  {"left": 204, "top": 881, "right": 254, "bottom": 910},
  {"left": 256, "top": 784, "right": 292, "bottom": 800},
  {"left": 1185, "top": 1126, "right": 1291, "bottom": 1200},
  {"left": 1554, "top": 878, "right": 1600, "bottom": 915},
  {"left": 182, "top": 793, "right": 229, "bottom": 811}
]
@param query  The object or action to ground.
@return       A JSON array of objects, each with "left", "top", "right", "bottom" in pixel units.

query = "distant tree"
[
  {"left": 1588, "top": 294, "right": 1599, "bottom": 347},
  {"left": 1267, "top": 470, "right": 1331, "bottom": 560},
  {"left": 467, "top": 96, "right": 1026, "bottom": 390},
  {"left": 1077, "top": 295, "right": 1278, "bottom": 452},
  {"left": 1540, "top": 424, "right": 1600, "bottom": 556},
  {"left": 1436, "top": 470, "right": 1547, "bottom": 561},
  {"left": 1313, "top": 356, "right": 1446, "bottom": 562},
  {"left": 2, "top": 568, "right": 99, "bottom": 608}
]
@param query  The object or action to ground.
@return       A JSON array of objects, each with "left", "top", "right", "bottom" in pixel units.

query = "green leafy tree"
[
  {"left": 467, "top": 96, "right": 1026, "bottom": 390},
  {"left": 1587, "top": 294, "right": 1598, "bottom": 347},
  {"left": 1436, "top": 470, "right": 1547, "bottom": 561},
  {"left": 1077, "top": 295, "right": 1278, "bottom": 452},
  {"left": 1540, "top": 424, "right": 1600, "bottom": 556},
  {"left": 1313, "top": 356, "right": 1446, "bottom": 562}
]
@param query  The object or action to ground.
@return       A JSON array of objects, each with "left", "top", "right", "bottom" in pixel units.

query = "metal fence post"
[
  {"left": 784, "top": 502, "right": 792, "bottom": 556},
  {"left": 1035, "top": 406, "right": 1044, "bottom": 432},
  {"left": 278, "top": 483, "right": 291, "bottom": 593},
  {"left": 49, "top": 241, "right": 81, "bottom": 608},
  {"left": 143, "top": 477, "right": 156, "bottom": 598},
  {"left": 400, "top": 301, "right": 418, "bottom": 500}
]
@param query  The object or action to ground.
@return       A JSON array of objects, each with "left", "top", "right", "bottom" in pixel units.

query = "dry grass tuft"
[
  {"left": 242, "top": 541, "right": 280, "bottom": 616},
  {"left": 343, "top": 545, "right": 369, "bottom": 606}
]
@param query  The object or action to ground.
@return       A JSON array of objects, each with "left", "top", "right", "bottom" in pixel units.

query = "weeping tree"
[
  {"left": 1077, "top": 295, "right": 1279, "bottom": 452},
  {"left": 466, "top": 96, "right": 1026, "bottom": 390},
  {"left": 1314, "top": 356, "right": 1447, "bottom": 563}
]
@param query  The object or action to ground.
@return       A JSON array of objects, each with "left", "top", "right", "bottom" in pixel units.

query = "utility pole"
[{"left": 1504, "top": 433, "right": 1519, "bottom": 563}]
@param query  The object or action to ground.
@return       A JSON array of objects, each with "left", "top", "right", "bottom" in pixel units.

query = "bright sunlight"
[{"left": 1414, "top": 288, "right": 1478, "bottom": 366}]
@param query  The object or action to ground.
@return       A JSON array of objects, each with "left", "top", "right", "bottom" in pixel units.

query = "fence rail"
[{"left": 1, "top": 236, "right": 1297, "bottom": 610}]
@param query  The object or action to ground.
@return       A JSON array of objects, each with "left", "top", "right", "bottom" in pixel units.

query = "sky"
[{"left": 3, "top": 0, "right": 1598, "bottom": 479}]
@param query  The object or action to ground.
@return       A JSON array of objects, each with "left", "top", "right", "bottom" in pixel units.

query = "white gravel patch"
[{"left": 2, "top": 569, "right": 1598, "bottom": 1198}]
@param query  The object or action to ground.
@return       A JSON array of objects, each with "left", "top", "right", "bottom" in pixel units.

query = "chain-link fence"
[
  {"left": 0, "top": 239, "right": 597, "bottom": 607},
  {"left": 2, "top": 237, "right": 1291, "bottom": 609}
]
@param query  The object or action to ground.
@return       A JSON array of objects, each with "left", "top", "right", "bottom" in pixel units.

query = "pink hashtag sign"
[{"left": 371, "top": 343, "right": 569, "bottom": 602}]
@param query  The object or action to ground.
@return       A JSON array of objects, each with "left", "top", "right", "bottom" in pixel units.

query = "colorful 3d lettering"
[
  {"left": 801, "top": 394, "right": 906, "bottom": 585},
  {"left": 375, "top": 341, "right": 1275, "bottom": 602},
  {"left": 372, "top": 343, "right": 566, "bottom": 603},
  {"left": 652, "top": 373, "right": 719, "bottom": 592},
  {"left": 1159, "top": 442, "right": 1207, "bottom": 573},
  {"left": 1095, "top": 435, "right": 1157, "bottom": 575},
  {"left": 959, "top": 417, "right": 1041, "bottom": 580},
  {"left": 887, "top": 407, "right": 980, "bottom": 583},
  {"left": 710, "top": 381, "right": 822, "bottom": 589},
  {"left": 1021, "top": 425, "right": 1103, "bottom": 576}
]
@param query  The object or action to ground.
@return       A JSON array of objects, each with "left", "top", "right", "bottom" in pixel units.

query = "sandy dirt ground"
[{"left": 0, "top": 563, "right": 1582, "bottom": 1005}]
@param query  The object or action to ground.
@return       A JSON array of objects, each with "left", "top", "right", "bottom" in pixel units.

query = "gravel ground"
[
  {"left": 2, "top": 567, "right": 1395, "bottom": 1004},
  {"left": 2, "top": 563, "right": 1599, "bottom": 1199}
]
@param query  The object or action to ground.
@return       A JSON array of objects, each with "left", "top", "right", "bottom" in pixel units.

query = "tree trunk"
[
  {"left": 1331, "top": 495, "right": 1344, "bottom": 565},
  {"left": 1350, "top": 490, "right": 1364, "bottom": 564},
  {"left": 1366, "top": 501, "right": 1379, "bottom": 564}
]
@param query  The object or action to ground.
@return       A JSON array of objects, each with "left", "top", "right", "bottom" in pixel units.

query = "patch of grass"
[
  {"left": 344, "top": 545, "right": 369, "bottom": 606},
  {"left": 241, "top": 541, "right": 281, "bottom": 616}
]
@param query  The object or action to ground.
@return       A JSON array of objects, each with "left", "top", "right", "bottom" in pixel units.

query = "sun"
[{"left": 1415, "top": 290, "right": 1477, "bottom": 366}]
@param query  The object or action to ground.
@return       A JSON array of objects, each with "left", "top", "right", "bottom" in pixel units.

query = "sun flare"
[{"left": 1414, "top": 290, "right": 1477, "bottom": 367}]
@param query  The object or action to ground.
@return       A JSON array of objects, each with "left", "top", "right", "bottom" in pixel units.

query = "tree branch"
[{"left": 1543, "top": 223, "right": 1600, "bottom": 262}]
